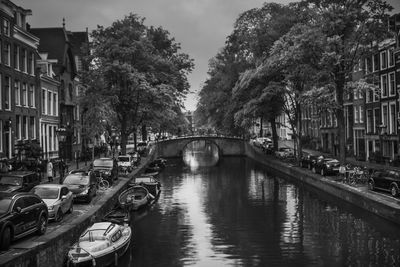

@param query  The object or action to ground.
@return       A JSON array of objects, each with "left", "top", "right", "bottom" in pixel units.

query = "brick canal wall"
[
  {"left": 0, "top": 153, "right": 157, "bottom": 267},
  {"left": 244, "top": 142, "right": 400, "bottom": 225}
]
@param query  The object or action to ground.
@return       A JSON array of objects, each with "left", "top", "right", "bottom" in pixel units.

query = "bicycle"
[{"left": 97, "top": 174, "right": 110, "bottom": 190}]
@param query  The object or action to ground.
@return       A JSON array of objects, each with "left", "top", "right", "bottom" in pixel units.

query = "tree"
[
  {"left": 82, "top": 14, "right": 193, "bottom": 154},
  {"left": 306, "top": 0, "right": 393, "bottom": 163}
]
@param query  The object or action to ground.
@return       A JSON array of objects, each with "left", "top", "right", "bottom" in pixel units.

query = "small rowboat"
[
  {"left": 129, "top": 176, "right": 161, "bottom": 197},
  {"left": 67, "top": 222, "right": 131, "bottom": 266},
  {"left": 103, "top": 207, "right": 131, "bottom": 225},
  {"left": 118, "top": 185, "right": 153, "bottom": 211}
]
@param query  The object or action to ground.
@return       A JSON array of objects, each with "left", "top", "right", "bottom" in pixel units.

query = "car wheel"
[
  {"left": 391, "top": 184, "right": 399, "bottom": 197},
  {"left": 0, "top": 227, "right": 12, "bottom": 250},
  {"left": 368, "top": 180, "right": 375, "bottom": 191},
  {"left": 37, "top": 215, "right": 47, "bottom": 235},
  {"left": 56, "top": 209, "right": 64, "bottom": 222},
  {"left": 68, "top": 203, "right": 73, "bottom": 214},
  {"left": 87, "top": 194, "right": 93, "bottom": 204}
]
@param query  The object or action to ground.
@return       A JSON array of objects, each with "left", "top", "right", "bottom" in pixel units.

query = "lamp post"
[
  {"left": 56, "top": 127, "right": 67, "bottom": 181},
  {"left": 378, "top": 124, "right": 387, "bottom": 160}
]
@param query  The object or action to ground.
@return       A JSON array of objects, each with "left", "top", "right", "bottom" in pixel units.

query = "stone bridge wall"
[{"left": 154, "top": 136, "right": 246, "bottom": 157}]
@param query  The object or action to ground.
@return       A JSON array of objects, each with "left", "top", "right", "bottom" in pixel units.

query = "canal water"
[{"left": 119, "top": 141, "right": 400, "bottom": 266}]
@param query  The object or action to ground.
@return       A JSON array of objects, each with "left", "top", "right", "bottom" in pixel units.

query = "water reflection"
[
  {"left": 120, "top": 157, "right": 400, "bottom": 267},
  {"left": 182, "top": 140, "right": 219, "bottom": 170}
]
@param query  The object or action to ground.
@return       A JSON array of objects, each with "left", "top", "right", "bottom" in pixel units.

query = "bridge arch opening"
[{"left": 182, "top": 140, "right": 220, "bottom": 169}]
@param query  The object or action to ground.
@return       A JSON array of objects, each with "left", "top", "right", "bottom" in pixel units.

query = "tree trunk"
[
  {"left": 120, "top": 118, "right": 128, "bottom": 155},
  {"left": 141, "top": 124, "right": 147, "bottom": 142},
  {"left": 269, "top": 117, "right": 278, "bottom": 151},
  {"left": 335, "top": 71, "right": 346, "bottom": 164}
]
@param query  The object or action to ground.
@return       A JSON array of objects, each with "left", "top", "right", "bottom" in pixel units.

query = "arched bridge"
[{"left": 154, "top": 136, "right": 246, "bottom": 158}]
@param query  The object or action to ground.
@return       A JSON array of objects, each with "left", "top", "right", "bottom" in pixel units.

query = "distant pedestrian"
[{"left": 47, "top": 161, "right": 53, "bottom": 182}]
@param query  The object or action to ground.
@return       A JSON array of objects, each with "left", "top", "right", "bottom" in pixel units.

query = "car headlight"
[
  {"left": 326, "top": 164, "right": 331, "bottom": 168},
  {"left": 105, "top": 171, "right": 111, "bottom": 175},
  {"left": 80, "top": 189, "right": 89, "bottom": 195},
  {"left": 48, "top": 205, "right": 54, "bottom": 210}
]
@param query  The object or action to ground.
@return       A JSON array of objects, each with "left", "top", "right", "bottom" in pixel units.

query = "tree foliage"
[{"left": 82, "top": 14, "right": 193, "bottom": 153}]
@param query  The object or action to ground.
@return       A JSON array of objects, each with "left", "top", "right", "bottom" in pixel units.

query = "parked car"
[
  {"left": 313, "top": 157, "right": 340, "bottom": 176},
  {"left": 275, "top": 147, "right": 294, "bottom": 158},
  {"left": 300, "top": 154, "right": 320, "bottom": 169},
  {"left": 0, "top": 192, "right": 48, "bottom": 250},
  {"left": 62, "top": 170, "right": 97, "bottom": 203},
  {"left": 368, "top": 169, "right": 400, "bottom": 197},
  {"left": 91, "top": 158, "right": 118, "bottom": 186},
  {"left": 253, "top": 137, "right": 272, "bottom": 148},
  {"left": 31, "top": 184, "right": 73, "bottom": 222},
  {"left": 117, "top": 155, "right": 134, "bottom": 173},
  {"left": 0, "top": 171, "right": 41, "bottom": 193}
]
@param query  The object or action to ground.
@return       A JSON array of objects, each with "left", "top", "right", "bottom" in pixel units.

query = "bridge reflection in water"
[{"left": 182, "top": 140, "right": 220, "bottom": 169}]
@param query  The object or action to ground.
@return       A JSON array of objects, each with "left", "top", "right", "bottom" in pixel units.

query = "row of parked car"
[
  {"left": 0, "top": 152, "right": 144, "bottom": 251},
  {"left": 299, "top": 153, "right": 400, "bottom": 199}
]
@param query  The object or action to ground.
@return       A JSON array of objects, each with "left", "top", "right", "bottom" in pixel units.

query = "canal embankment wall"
[
  {"left": 244, "top": 142, "right": 400, "bottom": 226},
  {"left": 0, "top": 149, "right": 158, "bottom": 267}
]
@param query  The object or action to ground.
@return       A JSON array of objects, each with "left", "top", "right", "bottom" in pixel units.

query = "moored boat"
[
  {"left": 118, "top": 185, "right": 152, "bottom": 210},
  {"left": 67, "top": 222, "right": 131, "bottom": 267},
  {"left": 129, "top": 176, "right": 161, "bottom": 197},
  {"left": 103, "top": 207, "right": 131, "bottom": 225}
]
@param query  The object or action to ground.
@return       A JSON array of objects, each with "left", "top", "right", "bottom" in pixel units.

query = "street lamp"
[{"left": 378, "top": 124, "right": 387, "bottom": 160}]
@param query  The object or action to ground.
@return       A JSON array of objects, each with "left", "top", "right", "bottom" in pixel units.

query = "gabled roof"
[
  {"left": 67, "top": 31, "right": 89, "bottom": 57},
  {"left": 29, "top": 27, "right": 68, "bottom": 65}
]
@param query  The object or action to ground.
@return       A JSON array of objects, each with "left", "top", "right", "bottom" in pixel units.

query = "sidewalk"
[{"left": 40, "top": 159, "right": 91, "bottom": 184}]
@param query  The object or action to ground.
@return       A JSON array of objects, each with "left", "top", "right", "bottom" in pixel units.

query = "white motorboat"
[{"left": 67, "top": 222, "right": 132, "bottom": 266}]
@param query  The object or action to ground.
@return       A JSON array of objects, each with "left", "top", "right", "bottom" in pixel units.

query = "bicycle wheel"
[{"left": 99, "top": 180, "right": 109, "bottom": 190}]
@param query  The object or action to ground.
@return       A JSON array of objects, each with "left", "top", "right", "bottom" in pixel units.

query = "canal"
[{"left": 119, "top": 141, "right": 400, "bottom": 266}]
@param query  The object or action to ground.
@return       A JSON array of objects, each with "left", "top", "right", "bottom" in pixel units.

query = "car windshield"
[
  {"left": 63, "top": 174, "right": 89, "bottom": 185},
  {"left": 0, "top": 198, "right": 12, "bottom": 214},
  {"left": 118, "top": 157, "right": 129, "bottom": 162},
  {"left": 93, "top": 159, "right": 113, "bottom": 168},
  {"left": 0, "top": 176, "right": 22, "bottom": 186},
  {"left": 32, "top": 187, "right": 59, "bottom": 199}
]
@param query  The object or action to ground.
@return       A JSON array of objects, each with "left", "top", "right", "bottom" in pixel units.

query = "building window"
[
  {"left": 30, "top": 117, "right": 35, "bottom": 139},
  {"left": 42, "top": 89, "right": 46, "bottom": 115},
  {"left": 14, "top": 80, "right": 20, "bottom": 106},
  {"left": 367, "top": 109, "right": 373, "bottom": 133},
  {"left": 381, "top": 74, "right": 388, "bottom": 98},
  {"left": 53, "top": 93, "right": 58, "bottom": 116},
  {"left": 21, "top": 49, "right": 27, "bottom": 73},
  {"left": 48, "top": 91, "right": 52, "bottom": 115},
  {"left": 354, "top": 106, "right": 359, "bottom": 123},
  {"left": 360, "top": 106, "right": 364, "bottom": 123},
  {"left": 22, "top": 83, "right": 27, "bottom": 106},
  {"left": 3, "top": 43, "right": 10, "bottom": 66},
  {"left": 390, "top": 103, "right": 396, "bottom": 134},
  {"left": 30, "top": 52, "right": 35, "bottom": 75},
  {"left": 373, "top": 54, "right": 379, "bottom": 72},
  {"left": 389, "top": 72, "right": 395, "bottom": 96},
  {"left": 23, "top": 116, "right": 28, "bottom": 140},
  {"left": 3, "top": 19, "right": 10, "bottom": 36},
  {"left": 0, "top": 74, "right": 2, "bottom": 110},
  {"left": 4, "top": 76, "right": 10, "bottom": 110},
  {"left": 382, "top": 104, "right": 388, "bottom": 128},
  {"left": 13, "top": 45, "right": 19, "bottom": 70},
  {"left": 374, "top": 108, "right": 380, "bottom": 133},
  {"left": 28, "top": 85, "right": 35, "bottom": 107},
  {"left": 16, "top": 115, "right": 21, "bottom": 140},
  {"left": 380, "top": 50, "right": 387, "bottom": 70},
  {"left": 0, "top": 121, "right": 2, "bottom": 152},
  {"left": 389, "top": 48, "right": 395, "bottom": 67}
]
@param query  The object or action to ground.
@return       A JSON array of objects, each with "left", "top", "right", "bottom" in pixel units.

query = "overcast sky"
[{"left": 15, "top": 0, "right": 400, "bottom": 111}]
